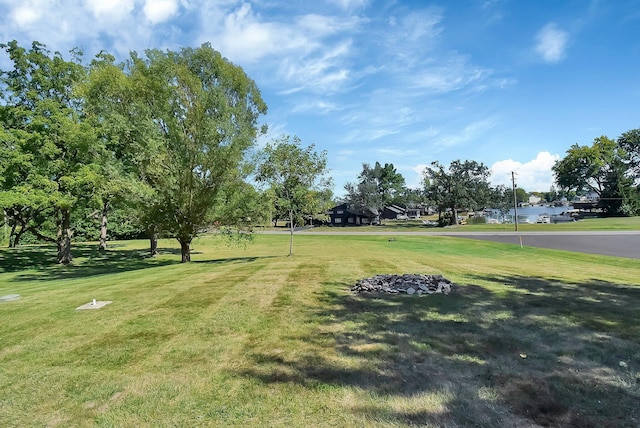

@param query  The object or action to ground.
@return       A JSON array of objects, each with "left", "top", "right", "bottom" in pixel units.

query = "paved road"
[
  {"left": 290, "top": 229, "right": 640, "bottom": 259},
  {"left": 438, "top": 231, "right": 640, "bottom": 259}
]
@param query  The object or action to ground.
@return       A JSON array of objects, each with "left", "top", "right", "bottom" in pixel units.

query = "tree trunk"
[
  {"left": 57, "top": 208, "right": 73, "bottom": 264},
  {"left": 178, "top": 237, "right": 191, "bottom": 263},
  {"left": 11, "top": 229, "right": 24, "bottom": 248},
  {"left": 288, "top": 210, "right": 294, "bottom": 257},
  {"left": 56, "top": 209, "right": 63, "bottom": 254},
  {"left": 150, "top": 232, "right": 158, "bottom": 256},
  {"left": 8, "top": 223, "right": 18, "bottom": 248},
  {"left": 99, "top": 200, "right": 109, "bottom": 251}
]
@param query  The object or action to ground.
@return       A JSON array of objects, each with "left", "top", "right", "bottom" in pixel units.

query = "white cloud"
[
  {"left": 490, "top": 151, "right": 560, "bottom": 191},
  {"left": 143, "top": 0, "right": 179, "bottom": 24},
  {"left": 10, "top": 4, "right": 42, "bottom": 27},
  {"left": 85, "top": 0, "right": 135, "bottom": 20},
  {"left": 405, "top": 163, "right": 429, "bottom": 189},
  {"left": 200, "top": 3, "right": 362, "bottom": 95},
  {"left": 534, "top": 23, "right": 569, "bottom": 63}
]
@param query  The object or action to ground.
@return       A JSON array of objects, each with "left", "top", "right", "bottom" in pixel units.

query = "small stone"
[{"left": 406, "top": 287, "right": 416, "bottom": 295}]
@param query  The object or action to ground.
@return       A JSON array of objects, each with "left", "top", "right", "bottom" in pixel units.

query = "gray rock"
[{"left": 351, "top": 274, "right": 454, "bottom": 296}]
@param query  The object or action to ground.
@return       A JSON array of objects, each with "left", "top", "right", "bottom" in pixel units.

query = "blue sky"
[{"left": 1, "top": 0, "right": 639, "bottom": 195}]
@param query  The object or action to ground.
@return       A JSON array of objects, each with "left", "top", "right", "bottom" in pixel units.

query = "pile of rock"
[{"left": 351, "top": 274, "right": 453, "bottom": 295}]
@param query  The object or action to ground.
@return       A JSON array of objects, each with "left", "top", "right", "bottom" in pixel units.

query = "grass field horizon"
[{"left": 1, "top": 234, "right": 639, "bottom": 426}]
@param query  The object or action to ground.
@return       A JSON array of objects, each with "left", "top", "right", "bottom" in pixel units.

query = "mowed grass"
[{"left": 1, "top": 234, "right": 639, "bottom": 427}]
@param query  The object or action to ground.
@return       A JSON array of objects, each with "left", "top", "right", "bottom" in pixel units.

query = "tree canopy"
[
  {"left": 256, "top": 135, "right": 332, "bottom": 256},
  {"left": 553, "top": 135, "right": 639, "bottom": 216},
  {"left": 0, "top": 40, "right": 99, "bottom": 263},
  {"left": 344, "top": 161, "right": 406, "bottom": 220},
  {"left": 127, "top": 44, "right": 268, "bottom": 262},
  {"left": 1, "top": 41, "right": 268, "bottom": 262},
  {"left": 423, "top": 160, "right": 491, "bottom": 225}
]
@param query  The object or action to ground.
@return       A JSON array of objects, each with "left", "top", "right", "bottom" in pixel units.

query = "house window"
[
  {"left": 337, "top": 210, "right": 344, "bottom": 214},
  {"left": 334, "top": 218, "right": 342, "bottom": 223},
  {"left": 348, "top": 217, "right": 354, "bottom": 223},
  {"left": 362, "top": 218, "right": 369, "bottom": 224},
  {"left": 328, "top": 211, "right": 334, "bottom": 214}
]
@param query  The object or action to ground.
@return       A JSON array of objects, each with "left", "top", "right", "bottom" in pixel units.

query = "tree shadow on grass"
[
  {"left": 192, "top": 256, "right": 277, "bottom": 265},
  {"left": 234, "top": 275, "right": 640, "bottom": 427},
  {"left": 0, "top": 244, "right": 178, "bottom": 281},
  {"left": 1, "top": 244, "right": 279, "bottom": 282}
]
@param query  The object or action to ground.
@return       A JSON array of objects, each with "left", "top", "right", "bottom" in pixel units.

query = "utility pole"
[{"left": 512, "top": 171, "right": 518, "bottom": 231}]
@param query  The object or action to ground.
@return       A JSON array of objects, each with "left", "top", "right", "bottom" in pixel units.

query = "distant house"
[
  {"left": 327, "top": 203, "right": 378, "bottom": 226},
  {"left": 585, "top": 191, "right": 599, "bottom": 201},
  {"left": 528, "top": 194, "right": 542, "bottom": 205},
  {"left": 381, "top": 204, "right": 407, "bottom": 220},
  {"left": 573, "top": 191, "right": 600, "bottom": 203},
  {"left": 406, "top": 207, "right": 422, "bottom": 219}
]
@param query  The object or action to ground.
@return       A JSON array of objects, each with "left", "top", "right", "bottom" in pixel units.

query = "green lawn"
[{"left": 1, "top": 234, "right": 639, "bottom": 427}]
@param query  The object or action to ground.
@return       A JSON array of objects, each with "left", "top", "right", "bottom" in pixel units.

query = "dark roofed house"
[
  {"left": 381, "top": 204, "right": 407, "bottom": 220},
  {"left": 327, "top": 203, "right": 379, "bottom": 226}
]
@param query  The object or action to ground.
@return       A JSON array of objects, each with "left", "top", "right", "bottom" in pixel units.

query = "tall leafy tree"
[
  {"left": 553, "top": 136, "right": 637, "bottom": 215},
  {"left": 256, "top": 135, "right": 332, "bottom": 256},
  {"left": 80, "top": 51, "right": 162, "bottom": 252},
  {"left": 423, "top": 160, "right": 491, "bottom": 225},
  {"left": 343, "top": 179, "right": 381, "bottom": 223},
  {"left": 129, "top": 44, "right": 267, "bottom": 262},
  {"left": 618, "top": 128, "right": 640, "bottom": 174},
  {"left": 368, "top": 162, "right": 406, "bottom": 206},
  {"left": 515, "top": 188, "right": 528, "bottom": 204},
  {"left": 344, "top": 161, "right": 406, "bottom": 220},
  {"left": 0, "top": 41, "right": 99, "bottom": 262},
  {"left": 490, "top": 185, "right": 514, "bottom": 218}
]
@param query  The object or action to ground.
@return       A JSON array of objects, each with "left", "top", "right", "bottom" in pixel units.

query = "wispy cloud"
[
  {"left": 290, "top": 99, "right": 342, "bottom": 114},
  {"left": 411, "top": 57, "right": 491, "bottom": 93},
  {"left": 435, "top": 119, "right": 497, "bottom": 149},
  {"left": 335, "top": 149, "right": 355, "bottom": 162},
  {"left": 196, "top": 3, "right": 364, "bottom": 94},
  {"left": 375, "top": 7, "right": 497, "bottom": 97},
  {"left": 327, "top": 0, "right": 370, "bottom": 11},
  {"left": 481, "top": 0, "right": 507, "bottom": 24},
  {"left": 376, "top": 147, "right": 418, "bottom": 157},
  {"left": 278, "top": 40, "right": 353, "bottom": 94},
  {"left": 383, "top": 9, "right": 443, "bottom": 67},
  {"left": 534, "top": 23, "right": 569, "bottom": 63}
]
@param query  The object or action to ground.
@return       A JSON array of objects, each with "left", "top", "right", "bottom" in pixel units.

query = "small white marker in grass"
[{"left": 76, "top": 300, "right": 112, "bottom": 310}]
